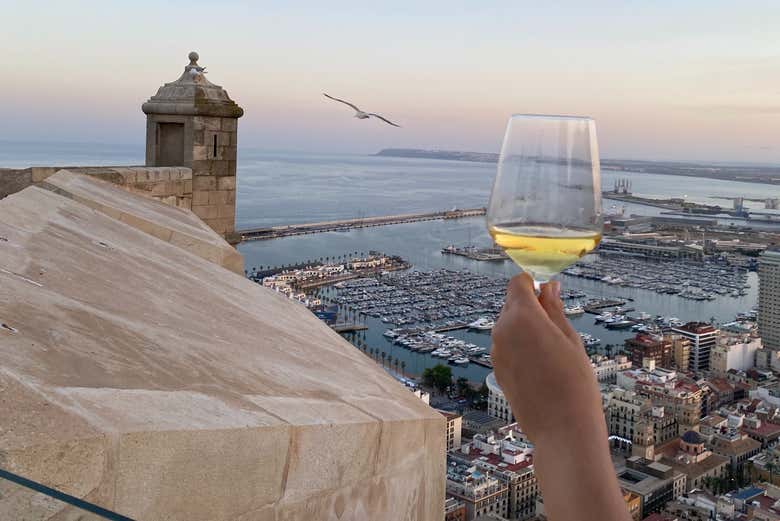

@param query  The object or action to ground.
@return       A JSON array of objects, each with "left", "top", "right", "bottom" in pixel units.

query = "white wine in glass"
[{"left": 487, "top": 114, "right": 603, "bottom": 285}]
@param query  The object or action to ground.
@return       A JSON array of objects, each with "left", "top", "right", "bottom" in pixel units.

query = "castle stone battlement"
[{"left": 0, "top": 171, "right": 445, "bottom": 520}]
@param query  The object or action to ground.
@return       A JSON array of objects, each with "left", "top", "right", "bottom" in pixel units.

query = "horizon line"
[{"left": 1, "top": 138, "right": 779, "bottom": 169}]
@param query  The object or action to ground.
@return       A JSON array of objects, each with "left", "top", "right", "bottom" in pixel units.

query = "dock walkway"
[
  {"left": 331, "top": 323, "right": 369, "bottom": 333},
  {"left": 584, "top": 299, "right": 626, "bottom": 314}
]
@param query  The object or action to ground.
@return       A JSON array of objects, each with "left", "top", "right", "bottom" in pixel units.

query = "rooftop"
[
  {"left": 672, "top": 322, "right": 718, "bottom": 335},
  {"left": 743, "top": 420, "right": 780, "bottom": 437},
  {"left": 142, "top": 52, "right": 243, "bottom": 118},
  {"left": 711, "top": 435, "right": 761, "bottom": 456},
  {"left": 463, "top": 410, "right": 505, "bottom": 427},
  {"left": 681, "top": 430, "right": 704, "bottom": 445},
  {"left": 456, "top": 446, "right": 534, "bottom": 474},
  {"left": 707, "top": 377, "right": 736, "bottom": 394},
  {"left": 731, "top": 486, "right": 765, "bottom": 501}
]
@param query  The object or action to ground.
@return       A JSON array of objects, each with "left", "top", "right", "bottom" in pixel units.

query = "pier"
[
  {"left": 331, "top": 323, "right": 369, "bottom": 333},
  {"left": 430, "top": 321, "right": 469, "bottom": 332},
  {"left": 584, "top": 299, "right": 627, "bottom": 314},
  {"left": 441, "top": 245, "right": 508, "bottom": 261},
  {"left": 237, "top": 207, "right": 487, "bottom": 241}
]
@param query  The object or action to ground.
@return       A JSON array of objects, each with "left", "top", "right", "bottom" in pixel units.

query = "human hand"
[
  {"left": 493, "top": 273, "right": 631, "bottom": 521},
  {"left": 491, "top": 273, "right": 603, "bottom": 444}
]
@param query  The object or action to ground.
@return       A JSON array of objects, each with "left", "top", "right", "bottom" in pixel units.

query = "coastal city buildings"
[
  {"left": 616, "top": 457, "right": 686, "bottom": 518},
  {"left": 635, "top": 377, "right": 702, "bottom": 434},
  {"left": 592, "top": 354, "right": 633, "bottom": 383},
  {"left": 486, "top": 372, "right": 515, "bottom": 424},
  {"left": 445, "top": 497, "right": 467, "bottom": 521},
  {"left": 446, "top": 459, "right": 510, "bottom": 520},
  {"left": 656, "top": 430, "right": 729, "bottom": 492},
  {"left": 672, "top": 336, "right": 691, "bottom": 372},
  {"left": 626, "top": 334, "right": 673, "bottom": 369},
  {"left": 451, "top": 424, "right": 538, "bottom": 520},
  {"left": 605, "top": 388, "right": 680, "bottom": 448},
  {"left": 760, "top": 248, "right": 780, "bottom": 350},
  {"left": 463, "top": 411, "right": 508, "bottom": 436},
  {"left": 440, "top": 410, "right": 464, "bottom": 451},
  {"left": 623, "top": 490, "right": 642, "bottom": 521},
  {"left": 742, "top": 415, "right": 780, "bottom": 449},
  {"left": 672, "top": 322, "right": 720, "bottom": 373},
  {"left": 709, "top": 430, "right": 761, "bottom": 472},
  {"left": 710, "top": 333, "right": 763, "bottom": 374}
]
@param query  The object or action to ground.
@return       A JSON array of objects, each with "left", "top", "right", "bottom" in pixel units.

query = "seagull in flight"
[{"left": 323, "top": 93, "right": 401, "bottom": 127}]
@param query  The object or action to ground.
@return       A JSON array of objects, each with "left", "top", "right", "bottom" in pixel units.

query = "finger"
[
  {"left": 505, "top": 273, "right": 540, "bottom": 311},
  {"left": 538, "top": 280, "right": 581, "bottom": 345}
]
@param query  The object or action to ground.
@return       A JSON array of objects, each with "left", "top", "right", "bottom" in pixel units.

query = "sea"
[{"left": 3, "top": 141, "right": 777, "bottom": 383}]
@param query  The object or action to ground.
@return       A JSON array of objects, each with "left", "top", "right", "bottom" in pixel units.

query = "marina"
[
  {"left": 326, "top": 267, "right": 670, "bottom": 367},
  {"left": 333, "top": 269, "right": 507, "bottom": 327},
  {"left": 563, "top": 255, "right": 750, "bottom": 300},
  {"left": 297, "top": 234, "right": 759, "bottom": 381}
]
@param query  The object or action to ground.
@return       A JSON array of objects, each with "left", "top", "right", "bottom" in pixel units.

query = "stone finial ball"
[{"left": 188, "top": 51, "right": 199, "bottom": 64}]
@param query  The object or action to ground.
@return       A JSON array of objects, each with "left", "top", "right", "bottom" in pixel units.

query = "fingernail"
[{"left": 551, "top": 281, "right": 561, "bottom": 298}]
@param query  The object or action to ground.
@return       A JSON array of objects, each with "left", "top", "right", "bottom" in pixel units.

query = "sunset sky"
[{"left": 4, "top": 1, "right": 780, "bottom": 162}]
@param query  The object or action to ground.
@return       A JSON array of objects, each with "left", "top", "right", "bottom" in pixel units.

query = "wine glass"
[{"left": 487, "top": 114, "right": 603, "bottom": 288}]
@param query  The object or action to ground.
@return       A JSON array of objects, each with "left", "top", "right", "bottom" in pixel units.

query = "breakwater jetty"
[
  {"left": 238, "top": 207, "right": 486, "bottom": 241},
  {"left": 441, "top": 245, "right": 508, "bottom": 261}
]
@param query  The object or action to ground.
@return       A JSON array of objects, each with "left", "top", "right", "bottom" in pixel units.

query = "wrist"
[{"left": 532, "top": 408, "right": 608, "bottom": 454}]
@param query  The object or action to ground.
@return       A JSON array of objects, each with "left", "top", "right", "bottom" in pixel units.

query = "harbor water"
[
  {"left": 1, "top": 142, "right": 769, "bottom": 383},
  {"left": 238, "top": 217, "right": 759, "bottom": 383}
]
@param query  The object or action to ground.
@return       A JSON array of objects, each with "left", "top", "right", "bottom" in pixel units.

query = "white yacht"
[
  {"left": 468, "top": 317, "right": 495, "bottom": 330},
  {"left": 564, "top": 305, "right": 585, "bottom": 316}
]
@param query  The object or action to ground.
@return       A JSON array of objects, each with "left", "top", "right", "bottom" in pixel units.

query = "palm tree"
[{"left": 381, "top": 352, "right": 387, "bottom": 368}]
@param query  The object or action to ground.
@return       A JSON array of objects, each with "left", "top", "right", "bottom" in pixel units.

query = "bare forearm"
[
  {"left": 493, "top": 277, "right": 632, "bottom": 521},
  {"left": 533, "top": 417, "right": 631, "bottom": 521}
]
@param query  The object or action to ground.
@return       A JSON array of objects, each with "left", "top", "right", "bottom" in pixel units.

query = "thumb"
[{"left": 538, "top": 281, "right": 581, "bottom": 345}]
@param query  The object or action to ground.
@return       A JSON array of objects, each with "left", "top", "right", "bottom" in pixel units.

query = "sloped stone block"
[{"left": 0, "top": 183, "right": 444, "bottom": 520}]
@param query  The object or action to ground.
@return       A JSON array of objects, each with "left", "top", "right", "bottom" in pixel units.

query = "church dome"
[{"left": 681, "top": 430, "right": 704, "bottom": 444}]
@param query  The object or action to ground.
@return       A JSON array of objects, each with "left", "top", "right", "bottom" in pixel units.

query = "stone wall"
[
  {"left": 189, "top": 115, "right": 238, "bottom": 240},
  {"left": 0, "top": 172, "right": 445, "bottom": 521},
  {"left": 144, "top": 114, "right": 238, "bottom": 241},
  {"left": 0, "top": 165, "right": 192, "bottom": 210}
]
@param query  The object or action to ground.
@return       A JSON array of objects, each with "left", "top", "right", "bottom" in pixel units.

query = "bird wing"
[
  {"left": 323, "top": 93, "right": 361, "bottom": 112},
  {"left": 368, "top": 113, "right": 401, "bottom": 128}
]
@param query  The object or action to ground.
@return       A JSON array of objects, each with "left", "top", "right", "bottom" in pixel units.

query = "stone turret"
[{"left": 142, "top": 51, "right": 243, "bottom": 243}]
